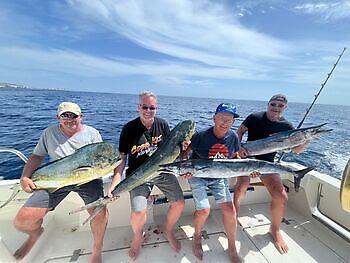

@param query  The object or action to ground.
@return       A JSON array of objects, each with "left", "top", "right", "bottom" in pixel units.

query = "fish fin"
[
  {"left": 294, "top": 167, "right": 314, "bottom": 192},
  {"left": 0, "top": 184, "right": 22, "bottom": 208}
]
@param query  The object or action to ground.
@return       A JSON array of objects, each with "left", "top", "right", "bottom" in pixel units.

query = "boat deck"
[{"left": 3, "top": 202, "right": 347, "bottom": 263}]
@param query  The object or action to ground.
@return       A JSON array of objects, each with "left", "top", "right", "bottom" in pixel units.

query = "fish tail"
[
  {"left": 0, "top": 184, "right": 22, "bottom": 208},
  {"left": 69, "top": 196, "right": 110, "bottom": 215},
  {"left": 294, "top": 167, "right": 314, "bottom": 192}
]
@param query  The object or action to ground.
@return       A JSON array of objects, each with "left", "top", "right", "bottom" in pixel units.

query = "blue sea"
[{"left": 0, "top": 88, "right": 349, "bottom": 180}]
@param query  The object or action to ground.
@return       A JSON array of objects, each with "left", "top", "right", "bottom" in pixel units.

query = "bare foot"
[
  {"left": 192, "top": 235, "right": 203, "bottom": 261},
  {"left": 228, "top": 248, "right": 242, "bottom": 263},
  {"left": 14, "top": 227, "right": 44, "bottom": 260},
  {"left": 90, "top": 249, "right": 102, "bottom": 263},
  {"left": 128, "top": 236, "right": 142, "bottom": 261},
  {"left": 270, "top": 228, "right": 288, "bottom": 254},
  {"left": 163, "top": 229, "right": 181, "bottom": 253}
]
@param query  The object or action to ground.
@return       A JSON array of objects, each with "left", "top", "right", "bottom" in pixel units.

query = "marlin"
[
  {"left": 159, "top": 158, "right": 314, "bottom": 192},
  {"left": 69, "top": 120, "right": 196, "bottom": 225},
  {"left": 0, "top": 142, "right": 121, "bottom": 208},
  {"left": 241, "top": 123, "right": 332, "bottom": 157}
]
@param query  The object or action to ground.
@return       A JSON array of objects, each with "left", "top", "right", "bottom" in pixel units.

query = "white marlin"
[
  {"left": 159, "top": 158, "right": 313, "bottom": 192},
  {"left": 241, "top": 123, "right": 332, "bottom": 157}
]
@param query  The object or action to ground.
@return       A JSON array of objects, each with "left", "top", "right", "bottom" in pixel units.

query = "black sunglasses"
[
  {"left": 269, "top": 102, "right": 285, "bottom": 108},
  {"left": 140, "top": 104, "right": 157, "bottom": 111},
  {"left": 60, "top": 112, "right": 79, "bottom": 119}
]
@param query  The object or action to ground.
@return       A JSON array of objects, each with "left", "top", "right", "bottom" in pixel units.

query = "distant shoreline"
[{"left": 0, "top": 83, "right": 64, "bottom": 91}]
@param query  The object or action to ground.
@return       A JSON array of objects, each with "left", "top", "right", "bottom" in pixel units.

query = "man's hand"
[
  {"left": 180, "top": 172, "right": 193, "bottom": 179},
  {"left": 237, "top": 147, "right": 248, "bottom": 158},
  {"left": 107, "top": 185, "right": 120, "bottom": 201},
  {"left": 180, "top": 140, "right": 191, "bottom": 160},
  {"left": 249, "top": 170, "right": 261, "bottom": 178},
  {"left": 20, "top": 177, "right": 36, "bottom": 193},
  {"left": 182, "top": 140, "right": 191, "bottom": 151}
]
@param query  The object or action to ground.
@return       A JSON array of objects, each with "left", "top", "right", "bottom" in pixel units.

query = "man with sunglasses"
[
  {"left": 234, "top": 94, "right": 308, "bottom": 254},
  {"left": 108, "top": 91, "right": 185, "bottom": 260},
  {"left": 14, "top": 102, "right": 107, "bottom": 263}
]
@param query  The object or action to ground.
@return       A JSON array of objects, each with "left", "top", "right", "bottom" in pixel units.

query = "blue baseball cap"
[{"left": 215, "top": 103, "right": 239, "bottom": 118}]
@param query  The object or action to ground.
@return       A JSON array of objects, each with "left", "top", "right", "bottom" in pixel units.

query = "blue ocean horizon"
[{"left": 0, "top": 88, "right": 349, "bottom": 180}]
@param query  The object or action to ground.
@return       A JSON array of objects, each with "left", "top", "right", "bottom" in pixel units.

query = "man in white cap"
[
  {"left": 234, "top": 94, "right": 308, "bottom": 254},
  {"left": 14, "top": 102, "right": 108, "bottom": 263}
]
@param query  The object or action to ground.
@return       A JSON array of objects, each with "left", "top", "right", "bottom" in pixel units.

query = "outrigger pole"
[{"left": 278, "top": 47, "right": 347, "bottom": 162}]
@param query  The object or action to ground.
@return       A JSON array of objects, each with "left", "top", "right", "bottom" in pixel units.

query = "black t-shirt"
[
  {"left": 242, "top": 111, "right": 293, "bottom": 162},
  {"left": 119, "top": 117, "right": 170, "bottom": 176}
]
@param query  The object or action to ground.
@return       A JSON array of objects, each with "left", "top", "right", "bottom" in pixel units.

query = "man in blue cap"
[{"left": 180, "top": 103, "right": 242, "bottom": 262}]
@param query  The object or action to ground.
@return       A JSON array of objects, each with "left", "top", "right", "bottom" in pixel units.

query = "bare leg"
[
  {"left": 220, "top": 202, "right": 242, "bottom": 263},
  {"left": 87, "top": 207, "right": 108, "bottom": 263},
  {"left": 128, "top": 210, "right": 147, "bottom": 261},
  {"left": 13, "top": 207, "right": 48, "bottom": 260},
  {"left": 261, "top": 174, "right": 289, "bottom": 254},
  {"left": 163, "top": 200, "right": 184, "bottom": 253},
  {"left": 233, "top": 176, "right": 250, "bottom": 214},
  {"left": 192, "top": 208, "right": 210, "bottom": 260}
]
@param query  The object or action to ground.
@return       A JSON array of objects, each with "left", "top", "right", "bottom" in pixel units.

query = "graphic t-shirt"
[
  {"left": 119, "top": 117, "right": 170, "bottom": 176},
  {"left": 190, "top": 127, "right": 240, "bottom": 159},
  {"left": 242, "top": 111, "right": 294, "bottom": 162}
]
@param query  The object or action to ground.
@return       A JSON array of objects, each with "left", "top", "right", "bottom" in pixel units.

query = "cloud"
[
  {"left": 66, "top": 0, "right": 290, "bottom": 66},
  {"left": 295, "top": 1, "right": 350, "bottom": 20},
  {"left": 0, "top": 0, "right": 349, "bottom": 104}
]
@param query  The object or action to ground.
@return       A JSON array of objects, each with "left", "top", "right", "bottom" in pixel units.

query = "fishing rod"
[{"left": 278, "top": 47, "right": 347, "bottom": 162}]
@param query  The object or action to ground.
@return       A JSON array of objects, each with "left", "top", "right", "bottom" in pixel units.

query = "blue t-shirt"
[{"left": 190, "top": 127, "right": 240, "bottom": 159}]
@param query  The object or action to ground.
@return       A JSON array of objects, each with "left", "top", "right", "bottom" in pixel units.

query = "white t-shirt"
[{"left": 33, "top": 124, "right": 102, "bottom": 161}]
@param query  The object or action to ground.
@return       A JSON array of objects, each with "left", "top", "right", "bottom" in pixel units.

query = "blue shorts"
[
  {"left": 24, "top": 179, "right": 104, "bottom": 210},
  {"left": 188, "top": 177, "right": 232, "bottom": 210}
]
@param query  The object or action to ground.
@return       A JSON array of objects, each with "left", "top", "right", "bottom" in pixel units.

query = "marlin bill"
[
  {"left": 241, "top": 123, "right": 332, "bottom": 157},
  {"left": 1, "top": 142, "right": 121, "bottom": 208},
  {"left": 159, "top": 158, "right": 313, "bottom": 192},
  {"left": 69, "top": 120, "right": 196, "bottom": 224}
]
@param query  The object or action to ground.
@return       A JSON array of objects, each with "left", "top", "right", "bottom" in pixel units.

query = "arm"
[
  {"left": 237, "top": 124, "right": 248, "bottom": 142},
  {"left": 107, "top": 152, "right": 127, "bottom": 198},
  {"left": 20, "top": 154, "right": 45, "bottom": 193},
  {"left": 236, "top": 124, "right": 249, "bottom": 158}
]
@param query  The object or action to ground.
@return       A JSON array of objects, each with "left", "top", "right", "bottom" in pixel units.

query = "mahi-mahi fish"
[
  {"left": 0, "top": 142, "right": 121, "bottom": 208},
  {"left": 159, "top": 158, "right": 314, "bottom": 192},
  {"left": 241, "top": 123, "right": 332, "bottom": 157},
  {"left": 69, "top": 120, "right": 196, "bottom": 225}
]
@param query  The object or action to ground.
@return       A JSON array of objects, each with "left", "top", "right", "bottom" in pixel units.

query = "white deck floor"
[{"left": 13, "top": 202, "right": 349, "bottom": 263}]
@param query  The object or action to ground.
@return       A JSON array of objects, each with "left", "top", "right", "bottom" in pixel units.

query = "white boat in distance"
[{"left": 0, "top": 149, "right": 349, "bottom": 263}]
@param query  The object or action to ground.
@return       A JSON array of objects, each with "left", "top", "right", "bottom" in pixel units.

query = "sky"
[{"left": 0, "top": 0, "right": 350, "bottom": 105}]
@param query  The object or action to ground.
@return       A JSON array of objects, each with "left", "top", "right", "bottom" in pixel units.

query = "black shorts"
[{"left": 23, "top": 179, "right": 104, "bottom": 209}]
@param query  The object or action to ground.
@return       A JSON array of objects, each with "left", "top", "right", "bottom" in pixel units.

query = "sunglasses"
[
  {"left": 269, "top": 102, "right": 285, "bottom": 108},
  {"left": 60, "top": 112, "right": 80, "bottom": 119},
  {"left": 140, "top": 104, "right": 157, "bottom": 111}
]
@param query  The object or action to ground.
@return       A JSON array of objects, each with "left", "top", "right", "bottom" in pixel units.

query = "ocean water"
[{"left": 0, "top": 88, "right": 349, "bottom": 180}]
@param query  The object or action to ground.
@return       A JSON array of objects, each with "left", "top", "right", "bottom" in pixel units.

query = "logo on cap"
[{"left": 215, "top": 103, "right": 239, "bottom": 118}]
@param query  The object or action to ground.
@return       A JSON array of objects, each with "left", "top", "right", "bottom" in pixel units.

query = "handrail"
[{"left": 0, "top": 148, "right": 28, "bottom": 163}]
